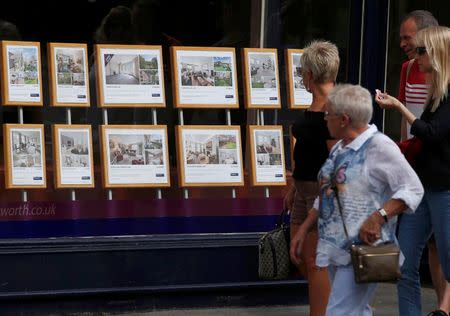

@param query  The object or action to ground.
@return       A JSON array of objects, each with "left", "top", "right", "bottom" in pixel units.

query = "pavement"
[
  {"left": 116, "top": 283, "right": 436, "bottom": 316},
  {"left": 0, "top": 283, "right": 437, "bottom": 315}
]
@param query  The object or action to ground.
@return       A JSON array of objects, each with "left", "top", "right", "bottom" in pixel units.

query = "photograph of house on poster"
[
  {"left": 286, "top": 49, "right": 312, "bottom": 108},
  {"left": 176, "top": 125, "right": 244, "bottom": 187},
  {"left": 48, "top": 43, "right": 90, "bottom": 106},
  {"left": 242, "top": 48, "right": 280, "bottom": 109},
  {"left": 95, "top": 45, "right": 165, "bottom": 107},
  {"left": 53, "top": 125, "right": 94, "bottom": 188},
  {"left": 248, "top": 125, "right": 286, "bottom": 186},
  {"left": 171, "top": 47, "right": 238, "bottom": 108},
  {"left": 3, "top": 124, "right": 46, "bottom": 188},
  {"left": 100, "top": 125, "right": 170, "bottom": 188},
  {"left": 1, "top": 41, "right": 43, "bottom": 105}
]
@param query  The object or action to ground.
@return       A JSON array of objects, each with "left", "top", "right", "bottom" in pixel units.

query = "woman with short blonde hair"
[{"left": 284, "top": 40, "right": 339, "bottom": 316}]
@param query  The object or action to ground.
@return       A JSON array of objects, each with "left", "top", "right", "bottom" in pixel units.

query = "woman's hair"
[
  {"left": 94, "top": 6, "right": 136, "bottom": 44},
  {"left": 300, "top": 40, "right": 339, "bottom": 84},
  {"left": 327, "top": 84, "right": 373, "bottom": 127},
  {"left": 415, "top": 26, "right": 450, "bottom": 111}
]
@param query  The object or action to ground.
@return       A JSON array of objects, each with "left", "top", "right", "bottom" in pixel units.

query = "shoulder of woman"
[{"left": 368, "top": 133, "right": 400, "bottom": 155}]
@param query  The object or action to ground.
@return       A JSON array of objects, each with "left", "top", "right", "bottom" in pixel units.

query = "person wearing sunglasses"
[
  {"left": 376, "top": 26, "right": 450, "bottom": 316},
  {"left": 398, "top": 10, "right": 438, "bottom": 141}
]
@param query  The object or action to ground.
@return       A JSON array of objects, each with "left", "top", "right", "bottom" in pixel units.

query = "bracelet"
[{"left": 377, "top": 208, "right": 388, "bottom": 223}]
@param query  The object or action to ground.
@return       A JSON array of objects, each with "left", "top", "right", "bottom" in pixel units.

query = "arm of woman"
[
  {"left": 290, "top": 206, "right": 319, "bottom": 266},
  {"left": 410, "top": 94, "right": 450, "bottom": 143},
  {"left": 359, "top": 135, "right": 424, "bottom": 244},
  {"left": 359, "top": 199, "right": 406, "bottom": 245},
  {"left": 375, "top": 91, "right": 417, "bottom": 125}
]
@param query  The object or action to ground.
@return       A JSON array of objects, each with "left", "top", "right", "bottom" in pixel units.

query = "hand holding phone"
[{"left": 375, "top": 89, "right": 384, "bottom": 99}]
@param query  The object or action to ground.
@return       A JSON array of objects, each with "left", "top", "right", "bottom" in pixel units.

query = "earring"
[{"left": 340, "top": 124, "right": 345, "bottom": 128}]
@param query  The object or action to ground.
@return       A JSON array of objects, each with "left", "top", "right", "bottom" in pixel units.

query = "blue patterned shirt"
[{"left": 315, "top": 124, "right": 424, "bottom": 267}]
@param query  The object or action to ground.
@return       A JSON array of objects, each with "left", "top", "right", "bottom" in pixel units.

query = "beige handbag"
[{"left": 333, "top": 187, "right": 401, "bottom": 283}]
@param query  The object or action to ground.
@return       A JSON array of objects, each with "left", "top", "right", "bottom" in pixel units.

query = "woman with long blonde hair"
[{"left": 376, "top": 25, "right": 450, "bottom": 316}]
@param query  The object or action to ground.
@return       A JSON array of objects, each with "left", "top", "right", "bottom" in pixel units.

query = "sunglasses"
[{"left": 415, "top": 46, "right": 427, "bottom": 55}]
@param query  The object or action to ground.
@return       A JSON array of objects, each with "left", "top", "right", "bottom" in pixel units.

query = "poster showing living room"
[
  {"left": 101, "top": 125, "right": 170, "bottom": 188},
  {"left": 96, "top": 45, "right": 165, "bottom": 107},
  {"left": 172, "top": 47, "right": 238, "bottom": 108}
]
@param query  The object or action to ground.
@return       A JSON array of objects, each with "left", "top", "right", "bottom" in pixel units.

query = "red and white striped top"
[
  {"left": 405, "top": 81, "right": 428, "bottom": 106},
  {"left": 398, "top": 59, "right": 429, "bottom": 138}
]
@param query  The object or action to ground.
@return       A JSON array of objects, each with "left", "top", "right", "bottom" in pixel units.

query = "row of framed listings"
[
  {"left": 0, "top": 41, "right": 312, "bottom": 109},
  {"left": 2, "top": 124, "right": 286, "bottom": 189}
]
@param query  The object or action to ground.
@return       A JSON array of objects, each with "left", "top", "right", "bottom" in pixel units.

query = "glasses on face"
[{"left": 415, "top": 46, "right": 427, "bottom": 56}]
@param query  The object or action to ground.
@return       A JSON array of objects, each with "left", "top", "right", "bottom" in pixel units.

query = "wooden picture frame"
[
  {"left": 3, "top": 124, "right": 46, "bottom": 189},
  {"left": 1, "top": 41, "right": 43, "bottom": 106},
  {"left": 242, "top": 48, "right": 281, "bottom": 109},
  {"left": 285, "top": 49, "right": 312, "bottom": 109},
  {"left": 248, "top": 125, "right": 286, "bottom": 186},
  {"left": 175, "top": 125, "right": 244, "bottom": 187},
  {"left": 52, "top": 124, "right": 95, "bottom": 188},
  {"left": 95, "top": 44, "right": 165, "bottom": 108},
  {"left": 99, "top": 125, "right": 170, "bottom": 188},
  {"left": 170, "top": 46, "right": 239, "bottom": 108},
  {"left": 48, "top": 43, "right": 90, "bottom": 107}
]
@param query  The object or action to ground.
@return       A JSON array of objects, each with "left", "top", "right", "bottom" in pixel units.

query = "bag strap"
[
  {"left": 331, "top": 185, "right": 350, "bottom": 240},
  {"left": 406, "top": 59, "right": 414, "bottom": 81},
  {"left": 276, "top": 208, "right": 289, "bottom": 228}
]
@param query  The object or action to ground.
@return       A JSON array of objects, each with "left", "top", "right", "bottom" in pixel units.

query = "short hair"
[
  {"left": 327, "top": 84, "right": 373, "bottom": 127},
  {"left": 300, "top": 40, "right": 340, "bottom": 84},
  {"left": 94, "top": 6, "right": 136, "bottom": 44},
  {"left": 0, "top": 20, "right": 21, "bottom": 40},
  {"left": 401, "top": 10, "right": 438, "bottom": 30},
  {"left": 415, "top": 26, "right": 450, "bottom": 111}
]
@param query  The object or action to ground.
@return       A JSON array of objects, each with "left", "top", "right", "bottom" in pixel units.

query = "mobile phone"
[{"left": 375, "top": 89, "right": 384, "bottom": 99}]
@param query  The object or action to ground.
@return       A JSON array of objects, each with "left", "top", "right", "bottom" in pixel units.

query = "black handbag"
[
  {"left": 258, "top": 208, "right": 293, "bottom": 280},
  {"left": 333, "top": 186, "right": 401, "bottom": 283}
]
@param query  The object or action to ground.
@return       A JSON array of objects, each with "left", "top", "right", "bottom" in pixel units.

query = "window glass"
[
  {"left": 0, "top": 0, "right": 251, "bottom": 200},
  {"left": 265, "top": 0, "right": 353, "bottom": 169}
]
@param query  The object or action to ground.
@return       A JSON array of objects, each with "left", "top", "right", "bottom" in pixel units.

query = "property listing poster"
[
  {"left": 58, "top": 128, "right": 93, "bottom": 185},
  {"left": 105, "top": 128, "right": 169, "bottom": 185},
  {"left": 54, "top": 47, "right": 89, "bottom": 104},
  {"left": 10, "top": 128, "right": 45, "bottom": 185},
  {"left": 181, "top": 128, "right": 243, "bottom": 184},
  {"left": 6, "top": 45, "right": 41, "bottom": 102},
  {"left": 100, "top": 48, "right": 164, "bottom": 104},
  {"left": 176, "top": 50, "right": 237, "bottom": 105},
  {"left": 247, "top": 51, "right": 279, "bottom": 105},
  {"left": 291, "top": 52, "right": 312, "bottom": 105},
  {"left": 253, "top": 129, "right": 285, "bottom": 183}
]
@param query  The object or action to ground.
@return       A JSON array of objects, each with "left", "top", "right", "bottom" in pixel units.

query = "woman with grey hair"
[
  {"left": 283, "top": 40, "right": 339, "bottom": 316},
  {"left": 291, "top": 84, "right": 424, "bottom": 316}
]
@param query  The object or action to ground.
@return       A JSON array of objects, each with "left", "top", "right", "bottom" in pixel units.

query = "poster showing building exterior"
[
  {"left": 176, "top": 126, "right": 244, "bottom": 186},
  {"left": 95, "top": 45, "right": 165, "bottom": 107},
  {"left": 3, "top": 124, "right": 46, "bottom": 188},
  {"left": 249, "top": 126, "right": 286, "bottom": 186},
  {"left": 243, "top": 48, "right": 281, "bottom": 108},
  {"left": 48, "top": 43, "right": 90, "bottom": 106},
  {"left": 286, "top": 49, "right": 312, "bottom": 108},
  {"left": 171, "top": 47, "right": 238, "bottom": 108},
  {"left": 53, "top": 125, "right": 94, "bottom": 188},
  {"left": 100, "top": 125, "right": 170, "bottom": 187},
  {"left": 1, "top": 41, "right": 43, "bottom": 105}
]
